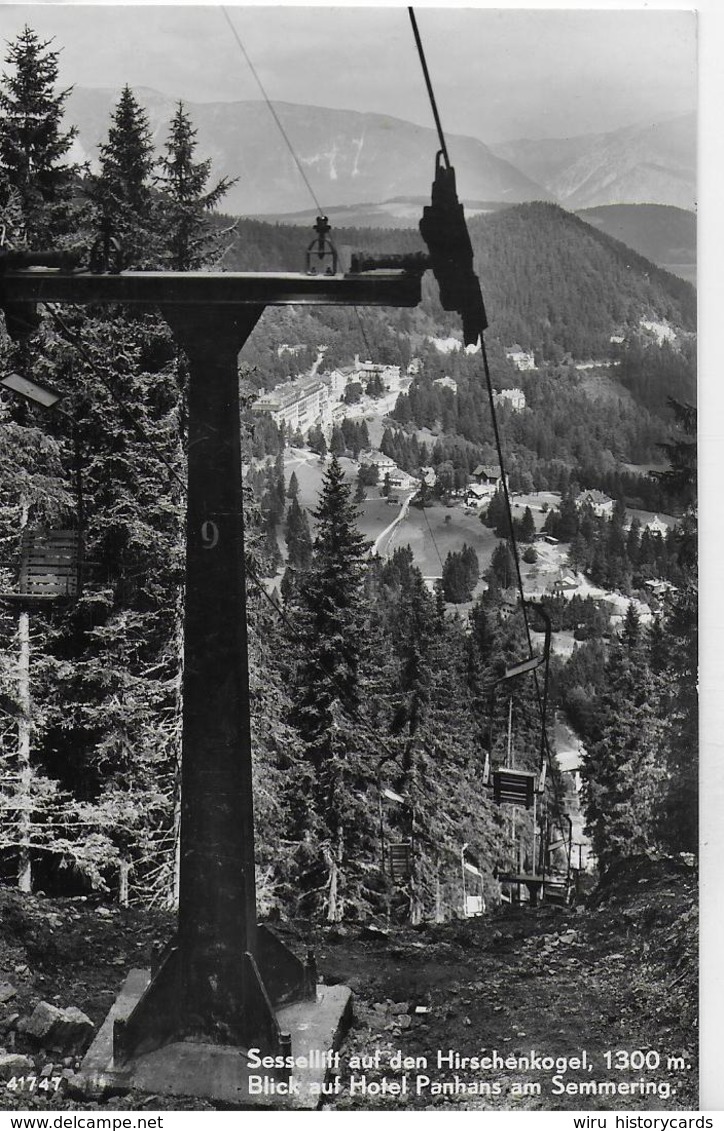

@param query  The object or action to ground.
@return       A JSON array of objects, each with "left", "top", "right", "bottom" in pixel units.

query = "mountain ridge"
[
  {"left": 490, "top": 114, "right": 695, "bottom": 210},
  {"left": 65, "top": 86, "right": 552, "bottom": 217},
  {"left": 464, "top": 202, "right": 695, "bottom": 358},
  {"left": 575, "top": 204, "right": 696, "bottom": 285},
  {"left": 218, "top": 201, "right": 695, "bottom": 373}
]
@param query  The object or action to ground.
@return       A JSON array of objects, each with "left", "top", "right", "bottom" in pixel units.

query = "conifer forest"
[{"left": 0, "top": 25, "right": 698, "bottom": 1113}]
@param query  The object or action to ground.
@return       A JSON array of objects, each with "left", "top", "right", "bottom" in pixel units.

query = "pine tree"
[
  {"left": 621, "top": 602, "right": 641, "bottom": 650},
  {"left": 654, "top": 399, "right": 696, "bottom": 510},
  {"left": 330, "top": 425, "right": 345, "bottom": 456},
  {"left": 90, "top": 86, "right": 157, "bottom": 268},
  {"left": 520, "top": 506, "right": 536, "bottom": 543},
  {"left": 556, "top": 488, "right": 580, "bottom": 542},
  {"left": 285, "top": 497, "right": 312, "bottom": 570},
  {"left": 0, "top": 308, "right": 187, "bottom": 900},
  {"left": 293, "top": 456, "right": 369, "bottom": 756},
  {"left": 581, "top": 638, "right": 664, "bottom": 873},
  {"left": 656, "top": 567, "right": 697, "bottom": 853},
  {"left": 0, "top": 25, "right": 77, "bottom": 244},
  {"left": 483, "top": 487, "right": 510, "bottom": 537},
  {"left": 289, "top": 456, "right": 372, "bottom": 917},
  {"left": 156, "top": 102, "right": 236, "bottom": 270},
  {"left": 653, "top": 400, "right": 697, "bottom": 853},
  {"left": 488, "top": 541, "right": 516, "bottom": 590},
  {"left": 441, "top": 551, "right": 466, "bottom": 603}
]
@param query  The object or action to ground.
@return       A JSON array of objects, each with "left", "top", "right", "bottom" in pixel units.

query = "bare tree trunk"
[
  {"left": 327, "top": 856, "right": 338, "bottom": 923},
  {"left": 119, "top": 858, "right": 131, "bottom": 907},
  {"left": 410, "top": 888, "right": 422, "bottom": 926},
  {"left": 435, "top": 859, "right": 444, "bottom": 923},
  {"left": 410, "top": 849, "right": 422, "bottom": 925},
  {"left": 325, "top": 827, "right": 344, "bottom": 923}
]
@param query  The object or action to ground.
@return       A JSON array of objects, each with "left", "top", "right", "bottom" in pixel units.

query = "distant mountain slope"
[
  {"left": 491, "top": 115, "right": 695, "bottom": 210},
  {"left": 249, "top": 198, "right": 510, "bottom": 230},
  {"left": 466, "top": 203, "right": 696, "bottom": 357},
  {"left": 257, "top": 201, "right": 696, "bottom": 289},
  {"left": 575, "top": 205, "right": 696, "bottom": 285},
  {"left": 65, "top": 87, "right": 552, "bottom": 217},
  {"left": 219, "top": 203, "right": 695, "bottom": 365}
]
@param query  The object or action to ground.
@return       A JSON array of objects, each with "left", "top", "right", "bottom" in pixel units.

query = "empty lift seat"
[
  {"left": 19, "top": 529, "right": 80, "bottom": 600},
  {"left": 493, "top": 769, "right": 536, "bottom": 808},
  {"left": 543, "top": 877, "right": 573, "bottom": 905},
  {"left": 388, "top": 841, "right": 413, "bottom": 882}
]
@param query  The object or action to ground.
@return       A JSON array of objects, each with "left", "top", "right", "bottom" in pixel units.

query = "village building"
[
  {"left": 320, "top": 368, "right": 349, "bottom": 397},
  {"left": 254, "top": 353, "right": 409, "bottom": 439},
  {"left": 354, "top": 357, "right": 403, "bottom": 393},
  {"left": 642, "top": 514, "right": 670, "bottom": 536},
  {"left": 361, "top": 450, "right": 416, "bottom": 491},
  {"left": 465, "top": 484, "right": 491, "bottom": 507},
  {"left": 471, "top": 464, "right": 503, "bottom": 491},
  {"left": 556, "top": 747, "right": 583, "bottom": 794},
  {"left": 646, "top": 579, "right": 678, "bottom": 599},
  {"left": 434, "top": 375, "right": 458, "bottom": 393},
  {"left": 505, "top": 346, "right": 536, "bottom": 371},
  {"left": 361, "top": 451, "right": 396, "bottom": 478},
  {"left": 493, "top": 387, "right": 526, "bottom": 412},
  {"left": 427, "top": 335, "right": 464, "bottom": 354},
  {"left": 253, "top": 375, "right": 332, "bottom": 434},
  {"left": 276, "top": 343, "right": 306, "bottom": 357},
  {"left": 640, "top": 320, "right": 677, "bottom": 344},
  {"left": 643, "top": 579, "right": 678, "bottom": 613},
  {"left": 553, "top": 575, "right": 580, "bottom": 595},
  {"left": 390, "top": 470, "right": 418, "bottom": 491},
  {"left": 578, "top": 489, "right": 615, "bottom": 517}
]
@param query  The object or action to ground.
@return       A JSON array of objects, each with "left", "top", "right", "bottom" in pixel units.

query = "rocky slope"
[{"left": 0, "top": 855, "right": 697, "bottom": 1111}]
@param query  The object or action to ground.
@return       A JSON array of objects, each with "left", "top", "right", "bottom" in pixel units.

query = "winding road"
[{"left": 371, "top": 490, "right": 416, "bottom": 559}]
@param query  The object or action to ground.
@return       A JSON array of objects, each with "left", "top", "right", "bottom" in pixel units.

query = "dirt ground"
[{"left": 0, "top": 854, "right": 697, "bottom": 1112}]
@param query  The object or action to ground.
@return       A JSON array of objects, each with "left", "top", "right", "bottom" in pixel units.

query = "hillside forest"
[{"left": 0, "top": 28, "right": 697, "bottom": 931}]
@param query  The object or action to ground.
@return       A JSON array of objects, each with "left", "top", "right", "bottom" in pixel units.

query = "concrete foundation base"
[{"left": 78, "top": 970, "right": 353, "bottom": 1109}]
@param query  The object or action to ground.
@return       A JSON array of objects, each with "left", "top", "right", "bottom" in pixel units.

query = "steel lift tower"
[{"left": 0, "top": 164, "right": 484, "bottom": 1104}]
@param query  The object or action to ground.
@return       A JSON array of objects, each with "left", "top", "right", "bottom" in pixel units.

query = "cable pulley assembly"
[
  {"left": 305, "top": 215, "right": 338, "bottom": 276},
  {"left": 419, "top": 151, "right": 487, "bottom": 346}
]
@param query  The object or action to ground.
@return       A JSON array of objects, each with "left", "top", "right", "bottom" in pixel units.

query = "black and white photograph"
[{"left": 0, "top": 1, "right": 704, "bottom": 1117}]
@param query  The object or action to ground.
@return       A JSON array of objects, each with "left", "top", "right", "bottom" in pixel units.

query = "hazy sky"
[{"left": 0, "top": 4, "right": 697, "bottom": 144}]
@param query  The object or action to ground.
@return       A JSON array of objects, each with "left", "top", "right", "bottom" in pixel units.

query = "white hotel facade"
[{"left": 253, "top": 362, "right": 405, "bottom": 436}]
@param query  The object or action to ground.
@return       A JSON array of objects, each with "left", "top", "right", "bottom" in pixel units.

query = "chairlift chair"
[
  {"left": 378, "top": 783, "right": 414, "bottom": 885},
  {"left": 0, "top": 373, "right": 85, "bottom": 608},
  {"left": 388, "top": 840, "right": 414, "bottom": 883},
  {"left": 19, "top": 527, "right": 81, "bottom": 601},
  {"left": 1, "top": 525, "right": 82, "bottom": 605},
  {"left": 542, "top": 813, "right": 574, "bottom": 905},
  {"left": 482, "top": 602, "right": 552, "bottom": 809},
  {"left": 461, "top": 845, "right": 485, "bottom": 917}
]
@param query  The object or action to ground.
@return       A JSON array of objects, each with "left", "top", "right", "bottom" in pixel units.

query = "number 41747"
[{"left": 6, "top": 1076, "right": 63, "bottom": 1092}]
